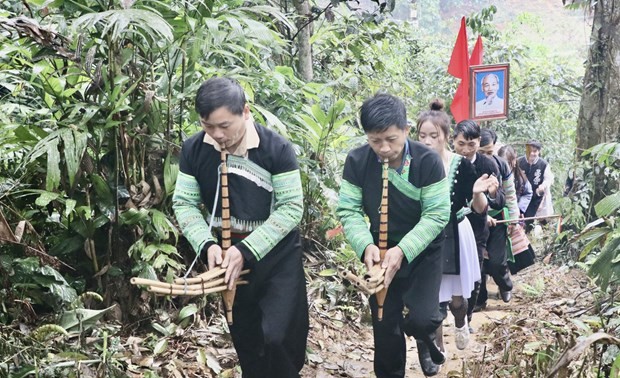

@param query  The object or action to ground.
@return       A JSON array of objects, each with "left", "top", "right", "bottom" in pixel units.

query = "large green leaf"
[
  {"left": 59, "top": 128, "right": 88, "bottom": 187},
  {"left": 164, "top": 152, "right": 179, "bottom": 196},
  {"left": 150, "top": 209, "right": 178, "bottom": 242},
  {"left": 46, "top": 145, "right": 61, "bottom": 191},
  {"left": 589, "top": 234, "right": 620, "bottom": 291},
  {"left": 578, "top": 227, "right": 611, "bottom": 260},
  {"left": 58, "top": 305, "right": 116, "bottom": 332},
  {"left": 120, "top": 208, "right": 149, "bottom": 226},
  {"left": 595, "top": 192, "right": 620, "bottom": 218},
  {"left": 252, "top": 104, "right": 289, "bottom": 137},
  {"left": 74, "top": 9, "right": 173, "bottom": 46}
]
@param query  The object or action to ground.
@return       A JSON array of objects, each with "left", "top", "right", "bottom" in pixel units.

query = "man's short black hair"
[
  {"left": 195, "top": 77, "right": 246, "bottom": 119},
  {"left": 480, "top": 128, "right": 497, "bottom": 147},
  {"left": 453, "top": 120, "right": 480, "bottom": 140},
  {"left": 527, "top": 139, "right": 543, "bottom": 150},
  {"left": 360, "top": 93, "right": 408, "bottom": 133}
]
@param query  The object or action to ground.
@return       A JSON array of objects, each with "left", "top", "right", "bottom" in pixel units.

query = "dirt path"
[
  {"left": 301, "top": 261, "right": 595, "bottom": 377},
  {"left": 118, "top": 255, "right": 600, "bottom": 378},
  {"left": 302, "top": 284, "right": 510, "bottom": 378}
]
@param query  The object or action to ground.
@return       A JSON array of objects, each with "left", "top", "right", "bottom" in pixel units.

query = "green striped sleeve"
[
  {"left": 239, "top": 169, "right": 303, "bottom": 260},
  {"left": 172, "top": 171, "right": 216, "bottom": 255},
  {"left": 336, "top": 179, "right": 374, "bottom": 259},
  {"left": 397, "top": 177, "right": 450, "bottom": 262},
  {"left": 503, "top": 174, "right": 520, "bottom": 221}
]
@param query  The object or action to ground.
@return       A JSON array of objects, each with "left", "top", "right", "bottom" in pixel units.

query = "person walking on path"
[
  {"left": 173, "top": 77, "right": 309, "bottom": 378},
  {"left": 337, "top": 93, "right": 450, "bottom": 377},
  {"left": 416, "top": 100, "right": 498, "bottom": 363}
]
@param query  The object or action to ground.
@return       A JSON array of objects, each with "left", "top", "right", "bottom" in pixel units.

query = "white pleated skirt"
[{"left": 439, "top": 217, "right": 482, "bottom": 302}]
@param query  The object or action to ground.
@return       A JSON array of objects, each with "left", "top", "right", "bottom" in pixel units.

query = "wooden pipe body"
[
  {"left": 148, "top": 280, "right": 248, "bottom": 296},
  {"left": 130, "top": 150, "right": 251, "bottom": 311},
  {"left": 375, "top": 159, "right": 389, "bottom": 320},
  {"left": 131, "top": 270, "right": 250, "bottom": 293},
  {"left": 364, "top": 265, "right": 385, "bottom": 283},
  {"left": 173, "top": 267, "right": 226, "bottom": 284},
  {"left": 220, "top": 149, "right": 236, "bottom": 325}
]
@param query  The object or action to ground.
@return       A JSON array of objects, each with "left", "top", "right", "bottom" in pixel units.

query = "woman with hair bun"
[{"left": 416, "top": 99, "right": 497, "bottom": 370}]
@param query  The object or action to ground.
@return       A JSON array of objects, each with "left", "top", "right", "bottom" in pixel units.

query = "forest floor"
[
  {"left": 299, "top": 261, "right": 597, "bottom": 378},
  {"left": 117, "top": 236, "right": 611, "bottom": 378}
]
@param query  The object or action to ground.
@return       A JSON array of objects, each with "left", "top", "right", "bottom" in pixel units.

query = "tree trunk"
[
  {"left": 293, "top": 0, "right": 313, "bottom": 82},
  {"left": 576, "top": 0, "right": 620, "bottom": 203}
]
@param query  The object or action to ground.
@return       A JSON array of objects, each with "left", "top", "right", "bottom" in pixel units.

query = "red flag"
[
  {"left": 450, "top": 35, "right": 484, "bottom": 123},
  {"left": 449, "top": 17, "right": 470, "bottom": 122},
  {"left": 470, "top": 35, "right": 483, "bottom": 66},
  {"left": 451, "top": 81, "right": 469, "bottom": 123},
  {"left": 448, "top": 21, "right": 484, "bottom": 123},
  {"left": 448, "top": 17, "right": 469, "bottom": 79}
]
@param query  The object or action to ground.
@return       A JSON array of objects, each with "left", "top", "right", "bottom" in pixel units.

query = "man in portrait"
[{"left": 474, "top": 73, "right": 504, "bottom": 117}]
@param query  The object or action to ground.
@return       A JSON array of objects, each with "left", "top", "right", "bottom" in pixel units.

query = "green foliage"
[
  {"left": 571, "top": 142, "right": 620, "bottom": 292},
  {"left": 0, "top": 0, "right": 296, "bottom": 323},
  {"left": 0, "top": 0, "right": 599, "bottom": 369},
  {"left": 0, "top": 257, "right": 78, "bottom": 318}
]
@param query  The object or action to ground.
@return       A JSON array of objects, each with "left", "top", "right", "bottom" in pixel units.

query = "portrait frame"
[{"left": 469, "top": 63, "right": 510, "bottom": 121}]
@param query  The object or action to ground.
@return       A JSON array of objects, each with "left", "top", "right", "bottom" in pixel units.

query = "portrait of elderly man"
[{"left": 474, "top": 73, "right": 505, "bottom": 117}]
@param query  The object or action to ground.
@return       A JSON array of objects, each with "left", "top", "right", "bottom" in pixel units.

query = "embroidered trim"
[
  {"left": 207, "top": 214, "right": 266, "bottom": 233},
  {"left": 227, "top": 155, "right": 273, "bottom": 192},
  {"left": 388, "top": 169, "right": 421, "bottom": 201}
]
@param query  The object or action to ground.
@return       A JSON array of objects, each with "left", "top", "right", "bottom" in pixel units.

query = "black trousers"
[
  {"left": 369, "top": 248, "right": 443, "bottom": 378},
  {"left": 229, "top": 234, "right": 309, "bottom": 378},
  {"left": 524, "top": 194, "right": 544, "bottom": 231},
  {"left": 477, "top": 224, "right": 513, "bottom": 304}
]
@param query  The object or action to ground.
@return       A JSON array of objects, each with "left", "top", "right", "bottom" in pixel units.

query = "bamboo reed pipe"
[
  {"left": 148, "top": 280, "right": 248, "bottom": 296},
  {"left": 369, "top": 284, "right": 385, "bottom": 295},
  {"left": 220, "top": 149, "right": 236, "bottom": 325},
  {"left": 173, "top": 267, "right": 226, "bottom": 284},
  {"left": 375, "top": 159, "right": 389, "bottom": 321},
  {"left": 364, "top": 265, "right": 386, "bottom": 284},
  {"left": 171, "top": 269, "right": 249, "bottom": 285},
  {"left": 340, "top": 270, "right": 372, "bottom": 294},
  {"left": 493, "top": 214, "right": 561, "bottom": 225},
  {"left": 365, "top": 279, "right": 384, "bottom": 290},
  {"left": 131, "top": 271, "right": 251, "bottom": 292}
]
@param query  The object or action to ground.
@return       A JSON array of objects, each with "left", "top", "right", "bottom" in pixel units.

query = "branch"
[
  {"left": 291, "top": 3, "right": 333, "bottom": 42},
  {"left": 0, "top": 236, "right": 75, "bottom": 271}
]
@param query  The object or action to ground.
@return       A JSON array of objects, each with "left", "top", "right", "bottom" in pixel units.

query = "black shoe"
[
  {"left": 473, "top": 302, "right": 487, "bottom": 312},
  {"left": 416, "top": 340, "right": 441, "bottom": 377},
  {"left": 500, "top": 289, "right": 512, "bottom": 303}
]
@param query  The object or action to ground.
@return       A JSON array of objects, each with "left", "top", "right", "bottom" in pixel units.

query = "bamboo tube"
[
  {"left": 220, "top": 149, "right": 236, "bottom": 325},
  {"left": 131, "top": 271, "right": 251, "bottom": 293},
  {"left": 364, "top": 265, "right": 385, "bottom": 284},
  {"left": 365, "top": 279, "right": 384, "bottom": 291},
  {"left": 340, "top": 270, "right": 372, "bottom": 294},
  {"left": 375, "top": 159, "right": 389, "bottom": 321},
  {"left": 172, "top": 269, "right": 249, "bottom": 285},
  {"left": 173, "top": 267, "right": 226, "bottom": 284},
  {"left": 369, "top": 284, "right": 385, "bottom": 295},
  {"left": 148, "top": 280, "right": 248, "bottom": 296},
  {"left": 493, "top": 214, "right": 561, "bottom": 225}
]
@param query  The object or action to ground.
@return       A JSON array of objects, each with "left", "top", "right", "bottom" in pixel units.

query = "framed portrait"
[{"left": 469, "top": 63, "right": 510, "bottom": 121}]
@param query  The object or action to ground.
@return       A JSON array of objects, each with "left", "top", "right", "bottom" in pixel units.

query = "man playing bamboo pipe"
[
  {"left": 336, "top": 93, "right": 450, "bottom": 377},
  {"left": 172, "top": 77, "right": 308, "bottom": 378}
]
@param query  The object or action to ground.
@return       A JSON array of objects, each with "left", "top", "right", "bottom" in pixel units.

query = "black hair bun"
[{"left": 430, "top": 98, "right": 444, "bottom": 111}]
